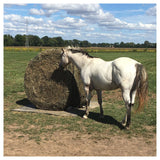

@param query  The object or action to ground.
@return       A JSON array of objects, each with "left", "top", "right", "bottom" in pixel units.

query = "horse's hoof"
[
  {"left": 83, "top": 114, "right": 88, "bottom": 119},
  {"left": 121, "top": 122, "right": 126, "bottom": 127},
  {"left": 125, "top": 126, "right": 130, "bottom": 130}
]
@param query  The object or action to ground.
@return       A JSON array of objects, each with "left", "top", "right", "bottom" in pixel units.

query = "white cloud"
[
  {"left": 29, "top": 8, "right": 45, "bottom": 16},
  {"left": 4, "top": 21, "right": 26, "bottom": 35},
  {"left": 4, "top": 4, "right": 156, "bottom": 43},
  {"left": 64, "top": 17, "right": 75, "bottom": 23},
  {"left": 55, "top": 17, "right": 86, "bottom": 29},
  {"left": 4, "top": 13, "right": 65, "bottom": 37},
  {"left": 13, "top": 4, "right": 27, "bottom": 6},
  {"left": 146, "top": 6, "right": 156, "bottom": 16},
  {"left": 99, "top": 17, "right": 156, "bottom": 31},
  {"left": 28, "top": 4, "right": 101, "bottom": 17},
  {"left": 28, "top": 4, "right": 156, "bottom": 32},
  {"left": 4, "top": 14, "right": 22, "bottom": 22},
  {"left": 4, "top": 14, "right": 45, "bottom": 36},
  {"left": 24, "top": 16, "right": 43, "bottom": 24},
  {"left": 4, "top": 14, "right": 43, "bottom": 25},
  {"left": 54, "top": 31, "right": 64, "bottom": 35},
  {"left": 4, "top": 22, "right": 15, "bottom": 28},
  {"left": 41, "top": 4, "right": 114, "bottom": 25},
  {"left": 4, "top": 4, "right": 27, "bottom": 7},
  {"left": 42, "top": 3, "right": 100, "bottom": 15},
  {"left": 136, "top": 22, "right": 156, "bottom": 30},
  {"left": 75, "top": 32, "right": 80, "bottom": 36}
]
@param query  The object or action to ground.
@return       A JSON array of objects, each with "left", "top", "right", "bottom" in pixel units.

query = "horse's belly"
[{"left": 91, "top": 77, "right": 118, "bottom": 90}]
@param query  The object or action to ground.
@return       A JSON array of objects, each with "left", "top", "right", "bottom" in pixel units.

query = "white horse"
[{"left": 59, "top": 47, "right": 148, "bottom": 128}]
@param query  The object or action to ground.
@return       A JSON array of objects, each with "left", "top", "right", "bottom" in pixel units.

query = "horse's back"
[
  {"left": 113, "top": 57, "right": 139, "bottom": 71},
  {"left": 113, "top": 57, "right": 139, "bottom": 66}
]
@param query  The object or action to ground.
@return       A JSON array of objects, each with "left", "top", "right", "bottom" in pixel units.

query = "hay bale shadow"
[
  {"left": 16, "top": 98, "right": 36, "bottom": 108},
  {"left": 51, "top": 68, "right": 81, "bottom": 109}
]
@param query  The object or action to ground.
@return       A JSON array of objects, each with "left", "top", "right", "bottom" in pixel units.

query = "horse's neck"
[{"left": 69, "top": 53, "right": 90, "bottom": 70}]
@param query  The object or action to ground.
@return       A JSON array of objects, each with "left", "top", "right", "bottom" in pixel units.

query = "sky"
[{"left": 3, "top": 3, "right": 156, "bottom": 43}]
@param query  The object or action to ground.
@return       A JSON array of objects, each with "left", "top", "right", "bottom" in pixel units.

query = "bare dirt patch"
[{"left": 4, "top": 131, "right": 156, "bottom": 156}]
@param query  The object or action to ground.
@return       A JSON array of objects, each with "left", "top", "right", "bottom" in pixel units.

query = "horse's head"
[{"left": 59, "top": 48, "right": 71, "bottom": 68}]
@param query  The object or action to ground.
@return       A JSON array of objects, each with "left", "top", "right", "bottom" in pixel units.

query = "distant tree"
[
  {"left": 114, "top": 42, "right": 120, "bottom": 48},
  {"left": 151, "top": 43, "right": 156, "bottom": 48},
  {"left": 64, "top": 40, "right": 73, "bottom": 47},
  {"left": 41, "top": 36, "right": 50, "bottom": 46},
  {"left": 28, "top": 35, "right": 41, "bottom": 46},
  {"left": 14, "top": 34, "right": 25, "bottom": 46},
  {"left": 144, "top": 41, "right": 150, "bottom": 48},
  {"left": 4, "top": 34, "right": 14, "bottom": 46},
  {"left": 119, "top": 41, "right": 125, "bottom": 48},
  {"left": 48, "top": 38, "right": 57, "bottom": 46},
  {"left": 91, "top": 43, "right": 97, "bottom": 47},
  {"left": 135, "top": 43, "right": 141, "bottom": 48},
  {"left": 73, "top": 39, "right": 80, "bottom": 47},
  {"left": 3, "top": 34, "right": 157, "bottom": 48},
  {"left": 80, "top": 40, "right": 91, "bottom": 47},
  {"left": 54, "top": 37, "right": 64, "bottom": 47}
]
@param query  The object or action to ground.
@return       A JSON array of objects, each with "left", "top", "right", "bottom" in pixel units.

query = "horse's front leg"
[{"left": 83, "top": 85, "right": 91, "bottom": 119}]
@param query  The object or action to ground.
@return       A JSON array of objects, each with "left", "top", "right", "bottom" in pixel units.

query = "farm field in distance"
[{"left": 4, "top": 47, "right": 156, "bottom": 156}]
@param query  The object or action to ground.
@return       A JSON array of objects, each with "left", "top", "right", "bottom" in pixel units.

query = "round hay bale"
[{"left": 24, "top": 48, "right": 86, "bottom": 110}]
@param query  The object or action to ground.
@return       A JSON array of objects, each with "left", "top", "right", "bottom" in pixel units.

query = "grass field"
[{"left": 4, "top": 47, "right": 156, "bottom": 152}]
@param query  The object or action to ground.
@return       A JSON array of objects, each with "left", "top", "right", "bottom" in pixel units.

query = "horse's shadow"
[
  {"left": 66, "top": 107, "right": 125, "bottom": 130},
  {"left": 16, "top": 98, "right": 125, "bottom": 130},
  {"left": 88, "top": 112, "right": 125, "bottom": 130}
]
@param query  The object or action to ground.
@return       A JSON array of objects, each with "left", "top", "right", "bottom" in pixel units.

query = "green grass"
[
  {"left": 4, "top": 49, "right": 156, "bottom": 143},
  {"left": 4, "top": 51, "right": 38, "bottom": 97}
]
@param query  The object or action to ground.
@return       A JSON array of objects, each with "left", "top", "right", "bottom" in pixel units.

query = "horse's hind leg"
[
  {"left": 122, "top": 89, "right": 132, "bottom": 129},
  {"left": 96, "top": 90, "right": 104, "bottom": 118},
  {"left": 130, "top": 90, "right": 137, "bottom": 106}
]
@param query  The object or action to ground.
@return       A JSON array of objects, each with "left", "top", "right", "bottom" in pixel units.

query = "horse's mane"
[{"left": 67, "top": 47, "right": 93, "bottom": 58}]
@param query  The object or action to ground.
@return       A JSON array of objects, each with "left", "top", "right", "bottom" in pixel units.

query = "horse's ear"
[{"left": 67, "top": 46, "right": 71, "bottom": 49}]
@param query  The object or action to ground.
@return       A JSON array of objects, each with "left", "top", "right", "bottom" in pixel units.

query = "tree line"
[{"left": 4, "top": 34, "right": 156, "bottom": 48}]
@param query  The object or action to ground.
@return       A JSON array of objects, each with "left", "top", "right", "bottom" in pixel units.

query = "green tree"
[
  {"left": 119, "top": 41, "right": 125, "bottom": 48},
  {"left": 4, "top": 34, "right": 14, "bottom": 46},
  {"left": 41, "top": 36, "right": 50, "bottom": 46},
  {"left": 144, "top": 41, "right": 150, "bottom": 48},
  {"left": 14, "top": 34, "right": 25, "bottom": 46},
  {"left": 28, "top": 35, "right": 41, "bottom": 46},
  {"left": 80, "top": 40, "right": 91, "bottom": 47},
  {"left": 73, "top": 39, "right": 80, "bottom": 47},
  {"left": 114, "top": 42, "right": 120, "bottom": 48},
  {"left": 54, "top": 37, "right": 64, "bottom": 47}
]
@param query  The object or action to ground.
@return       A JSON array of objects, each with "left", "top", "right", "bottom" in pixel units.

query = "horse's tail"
[{"left": 133, "top": 63, "right": 148, "bottom": 112}]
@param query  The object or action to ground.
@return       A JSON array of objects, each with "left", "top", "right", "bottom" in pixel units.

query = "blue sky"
[{"left": 4, "top": 3, "right": 156, "bottom": 43}]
